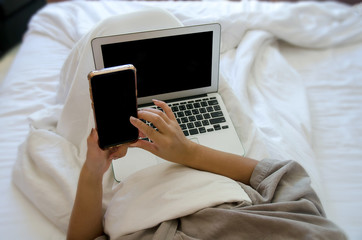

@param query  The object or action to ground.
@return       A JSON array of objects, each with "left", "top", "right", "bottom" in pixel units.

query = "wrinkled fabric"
[{"left": 115, "top": 159, "right": 346, "bottom": 240}]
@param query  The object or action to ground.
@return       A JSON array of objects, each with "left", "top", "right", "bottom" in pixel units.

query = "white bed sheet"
[
  {"left": 280, "top": 40, "right": 362, "bottom": 239},
  {"left": 0, "top": 1, "right": 361, "bottom": 239}
]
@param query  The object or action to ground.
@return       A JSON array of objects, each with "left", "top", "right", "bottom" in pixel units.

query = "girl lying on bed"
[
  {"left": 8, "top": 7, "right": 346, "bottom": 240},
  {"left": 67, "top": 99, "right": 346, "bottom": 240}
]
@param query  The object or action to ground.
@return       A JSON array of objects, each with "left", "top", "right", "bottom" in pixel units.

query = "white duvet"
[
  {"left": 14, "top": 8, "right": 253, "bottom": 237},
  {"left": 2, "top": 1, "right": 361, "bottom": 239}
]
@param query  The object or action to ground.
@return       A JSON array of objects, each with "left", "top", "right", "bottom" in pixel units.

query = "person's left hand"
[{"left": 84, "top": 128, "right": 129, "bottom": 177}]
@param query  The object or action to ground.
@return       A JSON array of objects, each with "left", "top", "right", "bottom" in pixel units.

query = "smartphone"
[{"left": 88, "top": 64, "right": 138, "bottom": 149}]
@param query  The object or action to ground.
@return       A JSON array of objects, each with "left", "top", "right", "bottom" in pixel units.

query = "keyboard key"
[
  {"left": 180, "top": 124, "right": 187, "bottom": 130},
  {"left": 214, "top": 124, "right": 221, "bottom": 131},
  {"left": 181, "top": 117, "right": 189, "bottom": 123},
  {"left": 189, "top": 128, "right": 199, "bottom": 135},
  {"left": 184, "top": 110, "right": 192, "bottom": 116},
  {"left": 214, "top": 105, "right": 221, "bottom": 111},
  {"left": 211, "top": 111, "right": 224, "bottom": 118},
  {"left": 203, "top": 113, "right": 211, "bottom": 119},
  {"left": 186, "top": 104, "right": 193, "bottom": 109},
  {"left": 201, "top": 101, "right": 208, "bottom": 107},
  {"left": 200, "top": 108, "right": 206, "bottom": 113},
  {"left": 196, "top": 114, "right": 203, "bottom": 120},
  {"left": 187, "top": 123, "right": 195, "bottom": 129},
  {"left": 198, "top": 127, "right": 206, "bottom": 133},
  {"left": 192, "top": 109, "right": 199, "bottom": 115},
  {"left": 222, "top": 125, "right": 229, "bottom": 129},
  {"left": 202, "top": 120, "right": 210, "bottom": 126},
  {"left": 209, "top": 117, "right": 226, "bottom": 124},
  {"left": 206, "top": 106, "right": 214, "bottom": 112},
  {"left": 193, "top": 102, "right": 201, "bottom": 108},
  {"left": 179, "top": 105, "right": 186, "bottom": 111},
  {"left": 208, "top": 99, "right": 218, "bottom": 105},
  {"left": 183, "top": 130, "right": 189, "bottom": 136},
  {"left": 188, "top": 116, "right": 196, "bottom": 122},
  {"left": 177, "top": 112, "right": 185, "bottom": 118},
  {"left": 195, "top": 121, "right": 202, "bottom": 127}
]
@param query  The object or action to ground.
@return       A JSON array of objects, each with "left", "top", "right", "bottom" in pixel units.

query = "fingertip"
[
  {"left": 130, "top": 116, "right": 139, "bottom": 127},
  {"left": 152, "top": 99, "right": 164, "bottom": 106},
  {"left": 93, "top": 128, "right": 99, "bottom": 138}
]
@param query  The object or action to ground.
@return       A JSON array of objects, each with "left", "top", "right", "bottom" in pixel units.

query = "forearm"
[
  {"left": 184, "top": 142, "right": 258, "bottom": 185},
  {"left": 67, "top": 166, "right": 104, "bottom": 240},
  {"left": 130, "top": 100, "right": 258, "bottom": 185}
]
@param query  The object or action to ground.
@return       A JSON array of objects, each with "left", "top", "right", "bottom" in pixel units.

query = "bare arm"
[
  {"left": 67, "top": 165, "right": 104, "bottom": 240},
  {"left": 130, "top": 100, "right": 257, "bottom": 185},
  {"left": 67, "top": 129, "right": 128, "bottom": 240}
]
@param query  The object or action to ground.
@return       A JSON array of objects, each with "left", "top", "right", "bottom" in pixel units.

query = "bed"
[{"left": 0, "top": 0, "right": 361, "bottom": 239}]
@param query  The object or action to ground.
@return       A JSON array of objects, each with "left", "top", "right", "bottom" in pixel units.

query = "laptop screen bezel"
[{"left": 91, "top": 23, "right": 221, "bottom": 105}]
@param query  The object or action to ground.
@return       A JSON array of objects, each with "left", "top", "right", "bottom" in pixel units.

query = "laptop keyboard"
[{"left": 140, "top": 96, "right": 229, "bottom": 139}]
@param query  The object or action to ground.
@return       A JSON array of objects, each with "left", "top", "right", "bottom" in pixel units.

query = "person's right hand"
[
  {"left": 129, "top": 99, "right": 196, "bottom": 165},
  {"left": 84, "top": 128, "right": 129, "bottom": 178}
]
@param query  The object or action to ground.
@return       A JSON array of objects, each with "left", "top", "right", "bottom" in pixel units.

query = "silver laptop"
[{"left": 91, "top": 23, "right": 245, "bottom": 181}]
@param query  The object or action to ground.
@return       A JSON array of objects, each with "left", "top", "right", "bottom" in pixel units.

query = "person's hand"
[
  {"left": 130, "top": 99, "right": 195, "bottom": 165},
  {"left": 84, "top": 128, "right": 129, "bottom": 177}
]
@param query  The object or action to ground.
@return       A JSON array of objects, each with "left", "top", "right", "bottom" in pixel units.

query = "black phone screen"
[{"left": 90, "top": 68, "right": 138, "bottom": 149}]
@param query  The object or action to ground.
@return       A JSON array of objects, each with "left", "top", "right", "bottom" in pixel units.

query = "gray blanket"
[{"left": 109, "top": 159, "right": 346, "bottom": 240}]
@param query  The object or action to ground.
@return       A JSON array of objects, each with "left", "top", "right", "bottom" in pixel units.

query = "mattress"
[{"left": 0, "top": 1, "right": 361, "bottom": 239}]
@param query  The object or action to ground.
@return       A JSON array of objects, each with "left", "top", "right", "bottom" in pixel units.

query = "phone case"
[{"left": 88, "top": 64, "right": 138, "bottom": 149}]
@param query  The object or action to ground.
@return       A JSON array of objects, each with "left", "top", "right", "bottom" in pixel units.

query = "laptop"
[{"left": 91, "top": 23, "right": 245, "bottom": 182}]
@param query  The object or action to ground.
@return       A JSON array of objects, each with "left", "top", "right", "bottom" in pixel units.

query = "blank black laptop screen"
[{"left": 101, "top": 31, "right": 213, "bottom": 98}]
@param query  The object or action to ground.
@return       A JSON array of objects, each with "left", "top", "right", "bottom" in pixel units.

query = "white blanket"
[
  {"left": 11, "top": 1, "right": 362, "bottom": 238},
  {"left": 14, "top": 7, "right": 251, "bottom": 236},
  {"left": 105, "top": 162, "right": 251, "bottom": 238}
]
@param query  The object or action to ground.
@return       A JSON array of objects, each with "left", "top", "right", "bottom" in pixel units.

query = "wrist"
[
  {"left": 80, "top": 163, "right": 104, "bottom": 184},
  {"left": 181, "top": 141, "right": 202, "bottom": 168}
]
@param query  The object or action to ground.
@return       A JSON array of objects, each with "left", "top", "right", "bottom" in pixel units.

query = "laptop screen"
[{"left": 101, "top": 31, "right": 213, "bottom": 99}]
